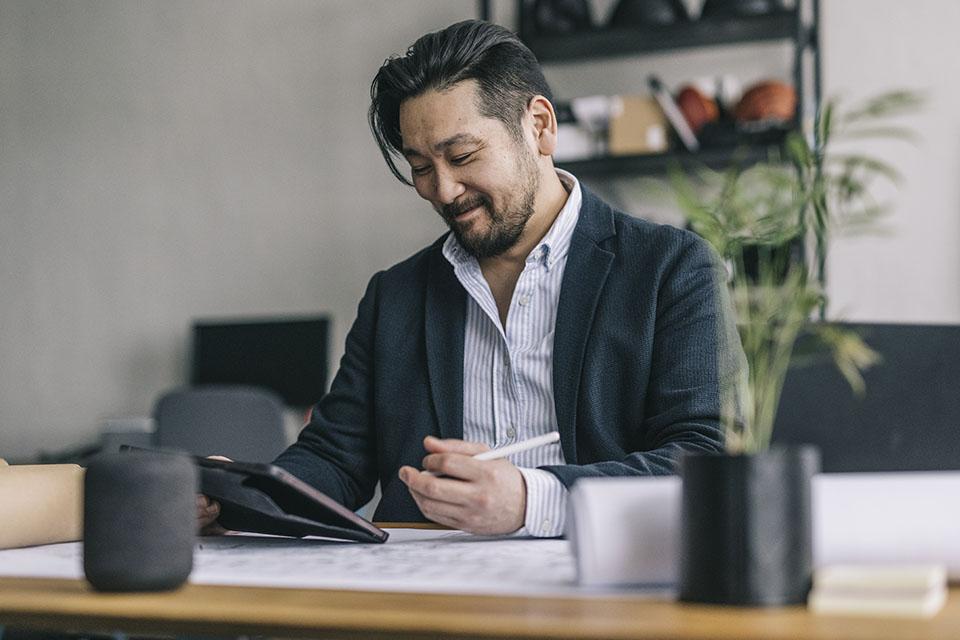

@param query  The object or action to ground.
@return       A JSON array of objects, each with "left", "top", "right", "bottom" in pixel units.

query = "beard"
[{"left": 440, "top": 147, "right": 540, "bottom": 259}]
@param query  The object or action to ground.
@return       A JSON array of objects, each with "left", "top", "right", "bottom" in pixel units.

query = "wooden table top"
[{"left": 1, "top": 576, "right": 958, "bottom": 640}]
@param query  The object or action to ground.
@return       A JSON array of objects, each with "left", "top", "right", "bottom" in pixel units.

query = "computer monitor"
[
  {"left": 191, "top": 315, "right": 329, "bottom": 407},
  {"left": 773, "top": 322, "right": 960, "bottom": 472}
]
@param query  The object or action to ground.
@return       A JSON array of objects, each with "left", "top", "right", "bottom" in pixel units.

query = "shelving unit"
[
  {"left": 522, "top": 10, "right": 799, "bottom": 61},
  {"left": 557, "top": 143, "right": 775, "bottom": 178},
  {"left": 487, "top": 0, "right": 822, "bottom": 178}
]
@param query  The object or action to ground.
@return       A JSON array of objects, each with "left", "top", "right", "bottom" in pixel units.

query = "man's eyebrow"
[{"left": 402, "top": 133, "right": 482, "bottom": 158}]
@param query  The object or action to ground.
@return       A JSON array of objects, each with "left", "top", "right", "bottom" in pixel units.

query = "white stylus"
[
  {"left": 421, "top": 431, "right": 561, "bottom": 476},
  {"left": 472, "top": 431, "right": 561, "bottom": 461}
]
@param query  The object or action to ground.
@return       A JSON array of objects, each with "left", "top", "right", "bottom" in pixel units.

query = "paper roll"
[
  {"left": 568, "top": 476, "right": 680, "bottom": 586},
  {"left": 569, "top": 472, "right": 960, "bottom": 586},
  {"left": 0, "top": 464, "right": 84, "bottom": 549},
  {"left": 814, "top": 472, "right": 960, "bottom": 576}
]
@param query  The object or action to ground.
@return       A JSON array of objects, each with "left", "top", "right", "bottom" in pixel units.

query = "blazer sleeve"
[
  {"left": 542, "top": 234, "right": 743, "bottom": 487},
  {"left": 271, "top": 272, "right": 382, "bottom": 510}
]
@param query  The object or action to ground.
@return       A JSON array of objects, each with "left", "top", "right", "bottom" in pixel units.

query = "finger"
[
  {"left": 422, "top": 436, "right": 490, "bottom": 456},
  {"left": 196, "top": 494, "right": 220, "bottom": 511},
  {"left": 422, "top": 453, "right": 486, "bottom": 481},
  {"left": 199, "top": 521, "right": 228, "bottom": 536},
  {"left": 400, "top": 467, "right": 474, "bottom": 506},
  {"left": 407, "top": 492, "right": 468, "bottom": 529},
  {"left": 197, "top": 510, "right": 219, "bottom": 528}
]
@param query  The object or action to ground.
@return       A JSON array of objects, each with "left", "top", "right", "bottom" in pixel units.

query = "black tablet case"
[
  {"left": 120, "top": 447, "right": 387, "bottom": 544},
  {"left": 196, "top": 458, "right": 388, "bottom": 543}
]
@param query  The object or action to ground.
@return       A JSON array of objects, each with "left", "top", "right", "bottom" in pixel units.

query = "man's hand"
[
  {"left": 398, "top": 436, "right": 527, "bottom": 535},
  {"left": 196, "top": 455, "right": 232, "bottom": 536}
]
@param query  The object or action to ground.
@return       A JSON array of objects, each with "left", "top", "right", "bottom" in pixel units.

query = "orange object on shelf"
[
  {"left": 676, "top": 85, "right": 719, "bottom": 134},
  {"left": 735, "top": 80, "right": 796, "bottom": 123}
]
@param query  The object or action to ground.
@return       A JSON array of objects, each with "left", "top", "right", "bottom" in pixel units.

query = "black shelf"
[
  {"left": 557, "top": 144, "right": 780, "bottom": 178},
  {"left": 525, "top": 11, "right": 798, "bottom": 63}
]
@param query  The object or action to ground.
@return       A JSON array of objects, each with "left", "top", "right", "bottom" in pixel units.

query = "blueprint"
[{"left": 0, "top": 528, "right": 640, "bottom": 597}]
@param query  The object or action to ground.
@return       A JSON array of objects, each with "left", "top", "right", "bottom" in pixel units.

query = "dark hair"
[{"left": 369, "top": 20, "right": 553, "bottom": 185}]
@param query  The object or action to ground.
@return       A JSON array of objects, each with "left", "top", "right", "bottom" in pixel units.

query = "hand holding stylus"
[{"left": 398, "top": 432, "right": 560, "bottom": 536}]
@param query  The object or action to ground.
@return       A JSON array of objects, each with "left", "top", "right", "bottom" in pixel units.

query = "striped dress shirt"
[{"left": 441, "top": 169, "right": 581, "bottom": 538}]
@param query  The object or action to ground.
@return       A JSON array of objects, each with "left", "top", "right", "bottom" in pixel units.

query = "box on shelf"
[{"left": 608, "top": 96, "right": 669, "bottom": 156}]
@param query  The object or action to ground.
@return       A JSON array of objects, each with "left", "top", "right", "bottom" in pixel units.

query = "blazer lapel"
[
  {"left": 553, "top": 189, "right": 616, "bottom": 464},
  {"left": 425, "top": 245, "right": 466, "bottom": 441}
]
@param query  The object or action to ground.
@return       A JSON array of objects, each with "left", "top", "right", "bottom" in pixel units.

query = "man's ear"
[{"left": 527, "top": 95, "right": 558, "bottom": 157}]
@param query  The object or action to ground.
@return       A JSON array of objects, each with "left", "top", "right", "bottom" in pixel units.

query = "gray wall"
[
  {"left": 0, "top": 1, "right": 476, "bottom": 460},
  {"left": 2, "top": 1, "right": 959, "bottom": 461}
]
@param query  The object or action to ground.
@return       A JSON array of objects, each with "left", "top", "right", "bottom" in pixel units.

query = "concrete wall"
[
  {"left": 1, "top": 0, "right": 957, "bottom": 461},
  {"left": 0, "top": 1, "right": 476, "bottom": 460},
  {"left": 820, "top": 0, "right": 960, "bottom": 323}
]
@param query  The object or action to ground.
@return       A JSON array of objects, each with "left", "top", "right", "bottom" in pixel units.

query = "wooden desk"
[{"left": 1, "top": 577, "right": 958, "bottom": 640}]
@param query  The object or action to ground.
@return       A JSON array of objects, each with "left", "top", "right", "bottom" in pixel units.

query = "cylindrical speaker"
[{"left": 83, "top": 451, "right": 197, "bottom": 591}]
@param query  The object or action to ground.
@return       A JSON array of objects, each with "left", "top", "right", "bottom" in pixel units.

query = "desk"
[{"left": 1, "top": 576, "right": 958, "bottom": 639}]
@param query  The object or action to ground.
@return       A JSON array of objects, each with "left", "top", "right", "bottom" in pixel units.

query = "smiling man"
[{"left": 198, "top": 20, "right": 743, "bottom": 537}]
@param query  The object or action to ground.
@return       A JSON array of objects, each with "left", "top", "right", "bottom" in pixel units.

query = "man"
[{"left": 199, "top": 20, "right": 742, "bottom": 537}]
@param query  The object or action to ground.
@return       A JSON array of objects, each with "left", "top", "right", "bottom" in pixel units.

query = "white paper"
[{"left": 0, "top": 528, "right": 664, "bottom": 598}]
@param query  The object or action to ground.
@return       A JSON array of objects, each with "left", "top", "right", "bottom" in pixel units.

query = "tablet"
[{"left": 121, "top": 447, "right": 388, "bottom": 543}]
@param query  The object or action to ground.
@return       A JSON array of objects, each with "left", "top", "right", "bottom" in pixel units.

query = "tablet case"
[{"left": 121, "top": 447, "right": 388, "bottom": 544}]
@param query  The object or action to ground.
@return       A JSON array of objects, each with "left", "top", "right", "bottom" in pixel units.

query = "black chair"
[
  {"left": 154, "top": 385, "right": 288, "bottom": 463},
  {"left": 773, "top": 322, "right": 960, "bottom": 472}
]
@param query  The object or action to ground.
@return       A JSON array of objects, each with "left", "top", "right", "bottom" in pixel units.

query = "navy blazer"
[{"left": 274, "top": 187, "right": 742, "bottom": 522}]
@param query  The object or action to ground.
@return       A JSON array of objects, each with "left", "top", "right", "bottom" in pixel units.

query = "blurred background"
[{"left": 1, "top": 0, "right": 957, "bottom": 463}]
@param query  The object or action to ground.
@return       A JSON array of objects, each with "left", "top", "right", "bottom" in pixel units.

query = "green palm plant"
[{"left": 671, "top": 90, "right": 922, "bottom": 453}]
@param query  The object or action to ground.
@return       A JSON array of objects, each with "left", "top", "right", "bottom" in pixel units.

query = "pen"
[{"left": 422, "top": 431, "right": 561, "bottom": 476}]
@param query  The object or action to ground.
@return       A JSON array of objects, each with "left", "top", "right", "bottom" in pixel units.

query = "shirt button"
[
  {"left": 518, "top": 294, "right": 531, "bottom": 307},
  {"left": 506, "top": 426, "right": 517, "bottom": 439},
  {"left": 541, "top": 519, "right": 552, "bottom": 533}
]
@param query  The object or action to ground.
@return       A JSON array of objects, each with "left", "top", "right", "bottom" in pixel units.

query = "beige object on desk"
[{"left": 0, "top": 463, "right": 84, "bottom": 549}]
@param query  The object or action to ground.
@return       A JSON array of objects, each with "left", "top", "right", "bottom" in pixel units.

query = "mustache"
[{"left": 441, "top": 195, "right": 490, "bottom": 222}]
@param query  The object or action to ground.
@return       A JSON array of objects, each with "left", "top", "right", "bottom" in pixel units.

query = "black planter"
[{"left": 679, "top": 446, "right": 820, "bottom": 605}]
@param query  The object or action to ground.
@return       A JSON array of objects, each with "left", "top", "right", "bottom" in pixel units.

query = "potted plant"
[{"left": 669, "top": 90, "right": 921, "bottom": 605}]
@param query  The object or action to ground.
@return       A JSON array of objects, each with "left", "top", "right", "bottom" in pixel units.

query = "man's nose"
[{"left": 434, "top": 168, "right": 465, "bottom": 205}]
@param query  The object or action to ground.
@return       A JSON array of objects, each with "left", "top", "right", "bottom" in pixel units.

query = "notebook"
[{"left": 808, "top": 564, "right": 947, "bottom": 618}]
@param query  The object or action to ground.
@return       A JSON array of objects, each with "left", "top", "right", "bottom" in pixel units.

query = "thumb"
[{"left": 423, "top": 436, "right": 490, "bottom": 456}]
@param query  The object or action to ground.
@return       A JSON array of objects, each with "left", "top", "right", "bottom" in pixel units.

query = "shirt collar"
[{"left": 442, "top": 169, "right": 582, "bottom": 270}]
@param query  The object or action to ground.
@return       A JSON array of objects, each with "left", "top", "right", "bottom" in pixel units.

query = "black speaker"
[{"left": 83, "top": 451, "right": 197, "bottom": 591}]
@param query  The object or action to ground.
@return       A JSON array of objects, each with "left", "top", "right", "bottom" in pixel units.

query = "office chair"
[{"left": 154, "top": 385, "right": 289, "bottom": 462}]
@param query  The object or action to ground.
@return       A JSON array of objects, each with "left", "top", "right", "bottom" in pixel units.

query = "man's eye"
[
  {"left": 411, "top": 165, "right": 432, "bottom": 176},
  {"left": 451, "top": 152, "right": 474, "bottom": 165}
]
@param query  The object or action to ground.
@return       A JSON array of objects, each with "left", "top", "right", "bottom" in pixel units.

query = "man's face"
[{"left": 399, "top": 80, "right": 541, "bottom": 259}]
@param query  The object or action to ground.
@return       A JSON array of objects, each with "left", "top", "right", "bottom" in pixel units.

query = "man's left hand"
[{"left": 398, "top": 436, "right": 526, "bottom": 535}]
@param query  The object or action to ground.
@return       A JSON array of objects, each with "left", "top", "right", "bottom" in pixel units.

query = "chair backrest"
[
  {"left": 154, "top": 385, "right": 288, "bottom": 462},
  {"left": 773, "top": 322, "right": 960, "bottom": 472}
]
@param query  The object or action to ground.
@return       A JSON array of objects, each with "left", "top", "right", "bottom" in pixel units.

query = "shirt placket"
[{"left": 502, "top": 255, "right": 547, "bottom": 449}]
